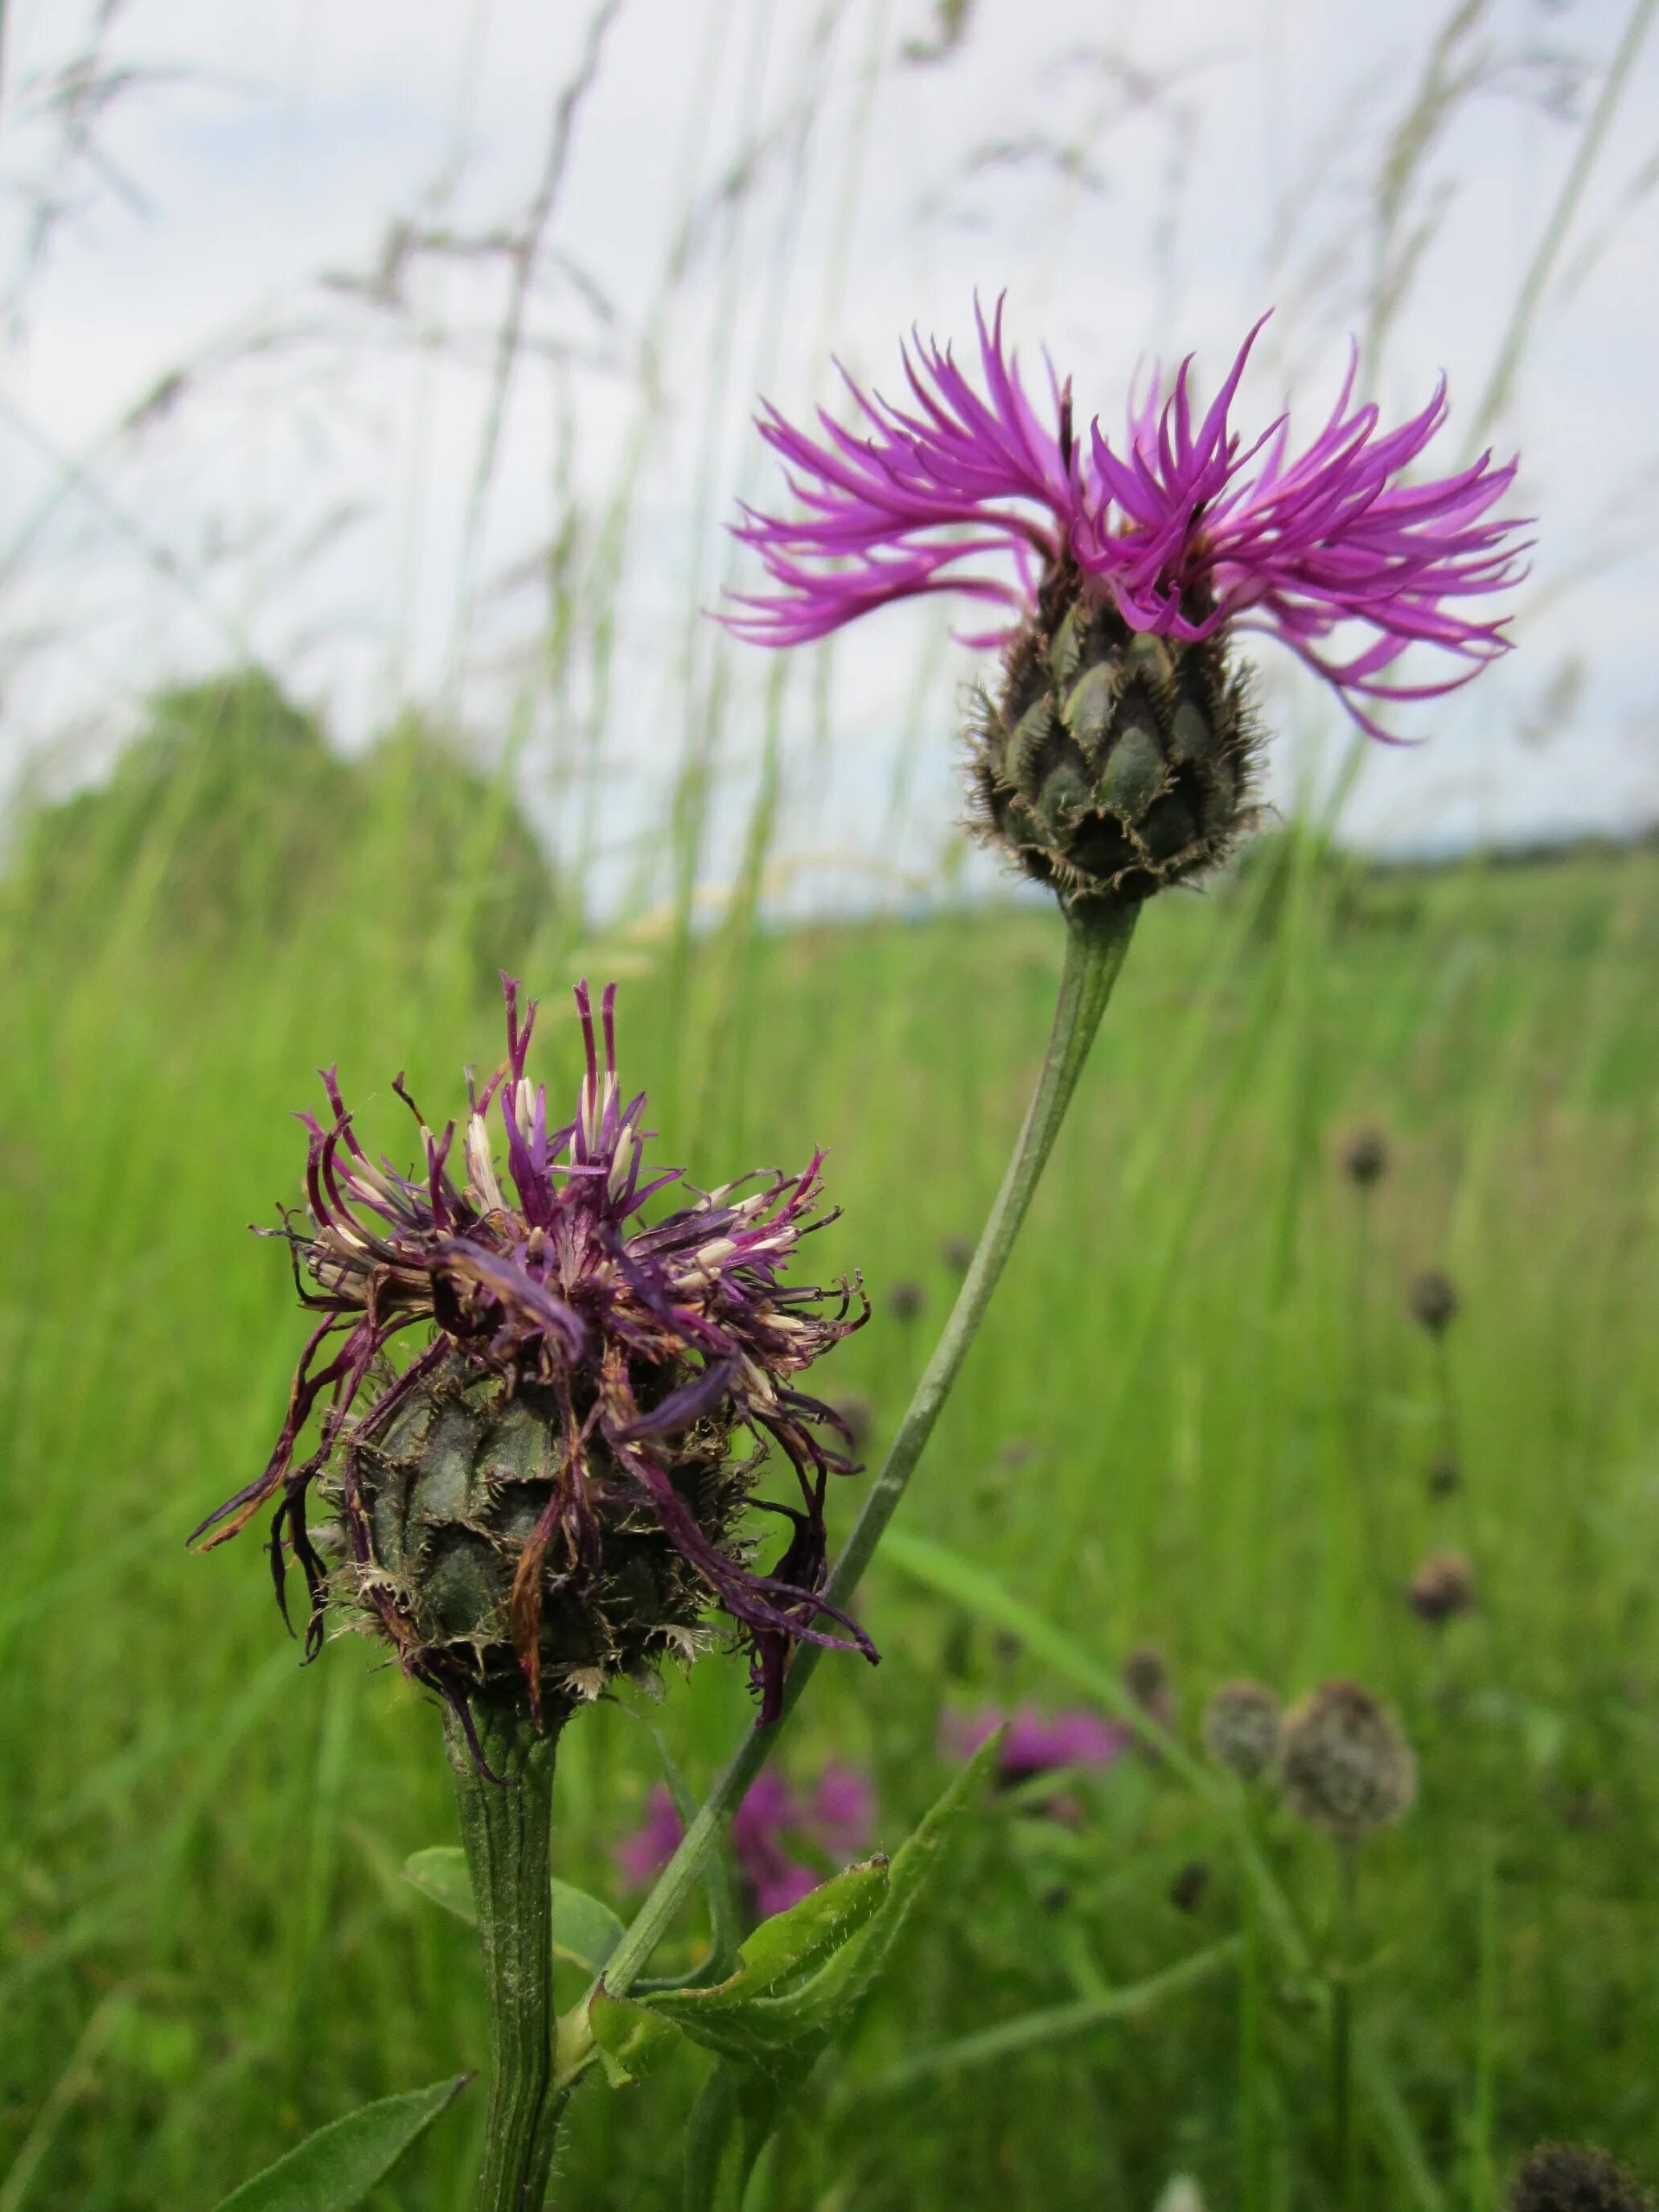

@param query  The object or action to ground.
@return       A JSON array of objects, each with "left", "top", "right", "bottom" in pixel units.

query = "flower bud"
[
  {"left": 1279, "top": 1680, "right": 1416, "bottom": 1839},
  {"left": 1201, "top": 1679, "right": 1282, "bottom": 1782},
  {"left": 1510, "top": 2144, "right": 1653, "bottom": 2212},
  {"left": 968, "top": 561, "right": 1258, "bottom": 913}
]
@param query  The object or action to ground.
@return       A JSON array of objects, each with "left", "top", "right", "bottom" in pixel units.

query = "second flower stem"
[{"left": 599, "top": 900, "right": 1139, "bottom": 2005}]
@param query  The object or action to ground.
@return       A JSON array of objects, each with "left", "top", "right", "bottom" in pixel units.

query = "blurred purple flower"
[
  {"left": 942, "top": 1702, "right": 1131, "bottom": 1787},
  {"left": 725, "top": 299, "right": 1527, "bottom": 741},
  {"left": 615, "top": 1762, "right": 876, "bottom": 1920},
  {"left": 614, "top": 1784, "right": 684, "bottom": 1891}
]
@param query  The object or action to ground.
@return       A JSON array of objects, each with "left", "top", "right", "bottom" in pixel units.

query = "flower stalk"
[
  {"left": 446, "top": 1704, "right": 565, "bottom": 2212},
  {"left": 599, "top": 899, "right": 1138, "bottom": 2005}
]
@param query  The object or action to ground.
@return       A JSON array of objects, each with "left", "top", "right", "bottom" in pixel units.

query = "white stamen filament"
[{"left": 468, "top": 1113, "right": 506, "bottom": 1214}]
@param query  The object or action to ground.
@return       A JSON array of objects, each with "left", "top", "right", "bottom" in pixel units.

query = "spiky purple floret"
[
  {"left": 726, "top": 301, "right": 1528, "bottom": 739},
  {"left": 193, "top": 977, "right": 873, "bottom": 1727}
]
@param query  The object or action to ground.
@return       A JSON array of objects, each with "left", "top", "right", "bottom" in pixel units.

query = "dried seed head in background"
[
  {"left": 1123, "top": 1643, "right": 1176, "bottom": 1733},
  {"left": 1341, "top": 1127, "right": 1390, "bottom": 1187},
  {"left": 1407, "top": 1550, "right": 1476, "bottom": 1625},
  {"left": 1279, "top": 1680, "right": 1417, "bottom": 1839},
  {"left": 1509, "top": 2144, "right": 1653, "bottom": 2212},
  {"left": 1201, "top": 1678, "right": 1283, "bottom": 1782},
  {"left": 1428, "top": 1448, "right": 1462, "bottom": 1497},
  {"left": 193, "top": 980, "right": 873, "bottom": 1754},
  {"left": 1410, "top": 1268, "right": 1461, "bottom": 1336}
]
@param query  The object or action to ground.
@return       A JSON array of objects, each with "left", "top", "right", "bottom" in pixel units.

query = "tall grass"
[
  {"left": 1, "top": 710, "right": 1656, "bottom": 2204},
  {"left": 2, "top": 3, "right": 1657, "bottom": 2205}
]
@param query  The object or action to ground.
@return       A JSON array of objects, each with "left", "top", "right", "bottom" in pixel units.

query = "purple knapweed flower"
[
  {"left": 192, "top": 978, "right": 873, "bottom": 1756},
  {"left": 616, "top": 1762, "right": 876, "bottom": 1919},
  {"left": 943, "top": 1703, "right": 1131, "bottom": 1789},
  {"left": 726, "top": 302, "right": 1527, "bottom": 911}
]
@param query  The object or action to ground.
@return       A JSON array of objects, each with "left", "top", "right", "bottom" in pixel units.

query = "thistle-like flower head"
[
  {"left": 727, "top": 301, "right": 1527, "bottom": 910},
  {"left": 193, "top": 978, "right": 873, "bottom": 1754},
  {"left": 729, "top": 298, "right": 1524, "bottom": 739}
]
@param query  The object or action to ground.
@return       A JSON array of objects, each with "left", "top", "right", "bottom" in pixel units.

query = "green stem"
[
  {"left": 1333, "top": 1837, "right": 1360, "bottom": 2212},
  {"left": 599, "top": 902, "right": 1139, "bottom": 2005},
  {"left": 446, "top": 1704, "right": 564, "bottom": 2212}
]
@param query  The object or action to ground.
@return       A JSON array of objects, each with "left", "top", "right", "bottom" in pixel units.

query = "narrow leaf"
[
  {"left": 209, "top": 2075, "right": 470, "bottom": 2212},
  {"left": 589, "top": 1985, "right": 682, "bottom": 2087},
  {"left": 551, "top": 1879, "right": 626, "bottom": 1975},
  {"left": 402, "top": 1848, "right": 624, "bottom": 1972},
  {"left": 859, "top": 1940, "right": 1240, "bottom": 2092}
]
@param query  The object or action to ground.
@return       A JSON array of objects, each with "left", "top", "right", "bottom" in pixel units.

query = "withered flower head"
[
  {"left": 193, "top": 979, "right": 873, "bottom": 1757},
  {"left": 1201, "top": 1679, "right": 1283, "bottom": 1782},
  {"left": 1511, "top": 2145, "right": 1653, "bottom": 2212},
  {"left": 1279, "top": 1680, "right": 1417, "bottom": 1840},
  {"left": 1406, "top": 1549, "right": 1476, "bottom": 1625},
  {"left": 726, "top": 298, "right": 1526, "bottom": 914}
]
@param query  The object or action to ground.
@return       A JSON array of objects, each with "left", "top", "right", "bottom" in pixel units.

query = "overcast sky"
[{"left": 2, "top": 0, "right": 1657, "bottom": 903}]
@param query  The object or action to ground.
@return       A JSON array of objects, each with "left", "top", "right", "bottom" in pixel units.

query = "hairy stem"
[
  {"left": 599, "top": 901, "right": 1139, "bottom": 2005},
  {"left": 446, "top": 1705, "right": 564, "bottom": 2212}
]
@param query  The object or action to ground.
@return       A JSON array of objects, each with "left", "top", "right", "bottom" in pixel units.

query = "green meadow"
[{"left": 1, "top": 675, "right": 1655, "bottom": 2209}]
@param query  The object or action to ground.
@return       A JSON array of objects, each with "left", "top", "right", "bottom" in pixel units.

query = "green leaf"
[
  {"left": 588, "top": 1985, "right": 682, "bottom": 2087},
  {"left": 591, "top": 1859, "right": 889, "bottom": 2085},
  {"left": 209, "top": 2075, "right": 470, "bottom": 2212},
  {"left": 402, "top": 1846, "right": 476, "bottom": 1927},
  {"left": 401, "top": 1848, "right": 624, "bottom": 1973},
  {"left": 552, "top": 1879, "right": 626, "bottom": 1975},
  {"left": 603, "top": 1736, "right": 1001, "bottom": 2090}
]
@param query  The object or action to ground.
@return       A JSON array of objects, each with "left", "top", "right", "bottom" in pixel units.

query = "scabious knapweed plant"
[
  {"left": 195, "top": 979, "right": 871, "bottom": 2207},
  {"left": 202, "top": 305, "right": 1528, "bottom": 2212}
]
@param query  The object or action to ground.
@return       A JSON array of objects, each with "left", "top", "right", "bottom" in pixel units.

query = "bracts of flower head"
[
  {"left": 725, "top": 298, "right": 1528, "bottom": 911},
  {"left": 191, "top": 977, "right": 874, "bottom": 1766}
]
